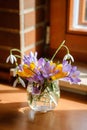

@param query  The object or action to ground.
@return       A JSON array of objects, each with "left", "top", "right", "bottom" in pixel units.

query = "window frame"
[
  {"left": 67, "top": 0, "right": 87, "bottom": 34},
  {"left": 78, "top": 0, "right": 87, "bottom": 25}
]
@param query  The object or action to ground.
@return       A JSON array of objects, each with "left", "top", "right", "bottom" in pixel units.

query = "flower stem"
[
  {"left": 14, "top": 54, "right": 22, "bottom": 59},
  {"left": 51, "top": 40, "right": 65, "bottom": 61},
  {"left": 10, "top": 49, "right": 22, "bottom": 61},
  {"left": 63, "top": 45, "right": 70, "bottom": 54},
  {"left": 10, "top": 48, "right": 21, "bottom": 54}
]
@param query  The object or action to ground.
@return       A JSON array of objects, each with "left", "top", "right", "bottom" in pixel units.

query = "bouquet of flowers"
[{"left": 6, "top": 40, "right": 81, "bottom": 112}]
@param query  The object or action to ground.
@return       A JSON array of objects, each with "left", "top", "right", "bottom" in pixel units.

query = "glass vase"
[{"left": 27, "top": 80, "right": 60, "bottom": 112}]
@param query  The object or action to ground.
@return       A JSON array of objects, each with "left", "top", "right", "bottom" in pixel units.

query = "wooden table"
[{"left": 0, "top": 84, "right": 87, "bottom": 130}]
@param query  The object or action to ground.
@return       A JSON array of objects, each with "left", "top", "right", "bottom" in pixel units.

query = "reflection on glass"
[{"left": 85, "top": 0, "right": 87, "bottom": 20}]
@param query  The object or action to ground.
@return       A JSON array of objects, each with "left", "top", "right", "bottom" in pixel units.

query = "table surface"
[{"left": 0, "top": 84, "right": 87, "bottom": 130}]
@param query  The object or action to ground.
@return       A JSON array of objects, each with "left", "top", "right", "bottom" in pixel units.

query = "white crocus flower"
[
  {"left": 6, "top": 54, "right": 17, "bottom": 64},
  {"left": 63, "top": 53, "right": 74, "bottom": 62},
  {"left": 13, "top": 77, "right": 26, "bottom": 88}
]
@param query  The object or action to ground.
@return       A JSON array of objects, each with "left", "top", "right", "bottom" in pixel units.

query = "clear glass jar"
[{"left": 27, "top": 80, "right": 60, "bottom": 112}]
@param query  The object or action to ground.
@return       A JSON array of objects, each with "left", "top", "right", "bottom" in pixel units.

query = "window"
[
  {"left": 68, "top": 0, "right": 87, "bottom": 32},
  {"left": 79, "top": 0, "right": 87, "bottom": 25},
  {"left": 50, "top": 0, "right": 87, "bottom": 63}
]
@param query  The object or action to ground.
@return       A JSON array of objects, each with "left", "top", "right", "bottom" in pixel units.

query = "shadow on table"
[{"left": 0, "top": 101, "right": 87, "bottom": 130}]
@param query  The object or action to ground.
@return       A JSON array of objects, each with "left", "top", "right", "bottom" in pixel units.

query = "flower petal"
[
  {"left": 13, "top": 78, "right": 19, "bottom": 87},
  {"left": 19, "top": 77, "right": 26, "bottom": 87},
  {"left": 63, "top": 54, "right": 74, "bottom": 62},
  {"left": 6, "top": 55, "right": 10, "bottom": 63}
]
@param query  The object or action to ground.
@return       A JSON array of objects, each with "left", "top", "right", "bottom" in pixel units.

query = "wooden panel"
[
  {"left": 0, "top": 31, "right": 20, "bottom": 47},
  {"left": 36, "top": 8, "right": 45, "bottom": 23},
  {"left": 0, "top": 0, "right": 19, "bottom": 10},
  {"left": 0, "top": 11, "right": 19, "bottom": 29},
  {"left": 0, "top": 46, "right": 10, "bottom": 63},
  {"left": 36, "top": 0, "right": 46, "bottom": 6},
  {"left": 50, "top": 0, "right": 66, "bottom": 49},
  {"left": 66, "top": 34, "right": 87, "bottom": 62},
  {"left": 36, "top": 26, "right": 45, "bottom": 41}
]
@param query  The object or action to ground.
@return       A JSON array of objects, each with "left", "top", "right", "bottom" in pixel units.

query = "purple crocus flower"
[
  {"left": 27, "top": 74, "right": 44, "bottom": 85},
  {"left": 64, "top": 66, "right": 81, "bottom": 84},
  {"left": 41, "top": 62, "right": 54, "bottom": 78},
  {"left": 23, "top": 51, "right": 37, "bottom": 65},
  {"left": 17, "top": 64, "right": 23, "bottom": 71},
  {"left": 38, "top": 59, "right": 56, "bottom": 79},
  {"left": 62, "top": 60, "right": 72, "bottom": 73},
  {"left": 38, "top": 58, "right": 46, "bottom": 69}
]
